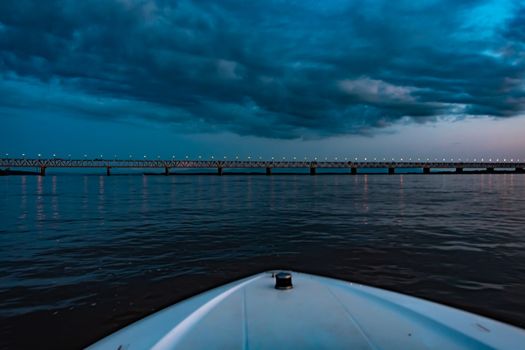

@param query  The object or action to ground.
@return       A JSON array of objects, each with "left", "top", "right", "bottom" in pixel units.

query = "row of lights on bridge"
[{"left": 3, "top": 153, "right": 522, "bottom": 162}]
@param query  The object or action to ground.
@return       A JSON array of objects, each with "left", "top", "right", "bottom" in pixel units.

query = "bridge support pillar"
[
  {"left": 388, "top": 167, "right": 395, "bottom": 175},
  {"left": 164, "top": 167, "right": 170, "bottom": 175},
  {"left": 516, "top": 167, "right": 524, "bottom": 173},
  {"left": 310, "top": 167, "right": 316, "bottom": 175},
  {"left": 351, "top": 167, "right": 357, "bottom": 175},
  {"left": 423, "top": 167, "right": 430, "bottom": 174},
  {"left": 39, "top": 166, "right": 46, "bottom": 176},
  {"left": 217, "top": 167, "right": 223, "bottom": 176},
  {"left": 106, "top": 167, "right": 111, "bottom": 176},
  {"left": 455, "top": 167, "right": 463, "bottom": 173},
  {"left": 486, "top": 167, "right": 495, "bottom": 173},
  {"left": 266, "top": 167, "right": 272, "bottom": 175}
]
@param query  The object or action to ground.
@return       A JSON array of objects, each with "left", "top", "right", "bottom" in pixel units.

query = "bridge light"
[
  {"left": 198, "top": 155, "right": 202, "bottom": 159},
  {"left": 504, "top": 158, "right": 506, "bottom": 162},
  {"left": 364, "top": 157, "right": 367, "bottom": 161},
  {"left": 283, "top": 157, "right": 286, "bottom": 160},
  {"left": 345, "top": 157, "right": 348, "bottom": 161},
  {"left": 248, "top": 156, "right": 251, "bottom": 160},
  {"left": 22, "top": 153, "right": 25, "bottom": 157},
  {"left": 374, "top": 158, "right": 377, "bottom": 161},
  {"left": 355, "top": 157, "right": 358, "bottom": 161},
  {"left": 211, "top": 156, "right": 214, "bottom": 159},
  {"left": 294, "top": 156, "right": 297, "bottom": 160},
  {"left": 144, "top": 155, "right": 147, "bottom": 158},
  {"left": 259, "top": 156, "right": 262, "bottom": 160},
  {"left": 236, "top": 156, "right": 239, "bottom": 160},
  {"left": 271, "top": 157, "right": 274, "bottom": 160},
  {"left": 324, "top": 157, "right": 327, "bottom": 160},
  {"left": 53, "top": 154, "right": 56, "bottom": 157},
  {"left": 157, "top": 155, "right": 160, "bottom": 159},
  {"left": 224, "top": 156, "right": 227, "bottom": 159},
  {"left": 185, "top": 155, "right": 189, "bottom": 159},
  {"left": 426, "top": 158, "right": 429, "bottom": 161},
  {"left": 443, "top": 158, "right": 446, "bottom": 161},
  {"left": 83, "top": 154, "right": 87, "bottom": 158},
  {"left": 417, "top": 158, "right": 420, "bottom": 161},
  {"left": 38, "top": 154, "right": 42, "bottom": 158},
  {"left": 400, "top": 158, "right": 403, "bottom": 161},
  {"left": 314, "top": 157, "right": 317, "bottom": 160},
  {"left": 68, "top": 154, "right": 71, "bottom": 158}
]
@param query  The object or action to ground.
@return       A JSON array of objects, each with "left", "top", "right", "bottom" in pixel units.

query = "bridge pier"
[
  {"left": 486, "top": 167, "right": 495, "bottom": 173},
  {"left": 310, "top": 167, "right": 316, "bottom": 175},
  {"left": 388, "top": 167, "right": 395, "bottom": 175},
  {"left": 106, "top": 167, "right": 111, "bottom": 176},
  {"left": 266, "top": 167, "right": 272, "bottom": 175},
  {"left": 164, "top": 167, "right": 170, "bottom": 176},
  {"left": 39, "top": 166, "right": 46, "bottom": 176},
  {"left": 455, "top": 167, "right": 463, "bottom": 173},
  {"left": 217, "top": 167, "right": 223, "bottom": 176},
  {"left": 423, "top": 167, "right": 430, "bottom": 174},
  {"left": 351, "top": 167, "right": 357, "bottom": 175}
]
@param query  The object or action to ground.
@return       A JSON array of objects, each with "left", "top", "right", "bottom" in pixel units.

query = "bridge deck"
[{"left": 1, "top": 158, "right": 524, "bottom": 170}]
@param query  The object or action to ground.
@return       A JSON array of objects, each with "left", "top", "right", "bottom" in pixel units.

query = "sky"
[{"left": 1, "top": 0, "right": 524, "bottom": 160}]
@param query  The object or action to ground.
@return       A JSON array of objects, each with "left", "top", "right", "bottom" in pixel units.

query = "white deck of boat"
[{"left": 88, "top": 271, "right": 525, "bottom": 350}]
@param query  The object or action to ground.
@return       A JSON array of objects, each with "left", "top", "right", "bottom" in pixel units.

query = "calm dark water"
[{"left": 1, "top": 173, "right": 525, "bottom": 349}]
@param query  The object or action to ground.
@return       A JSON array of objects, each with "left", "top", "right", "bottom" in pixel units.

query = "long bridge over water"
[{"left": 1, "top": 158, "right": 524, "bottom": 176}]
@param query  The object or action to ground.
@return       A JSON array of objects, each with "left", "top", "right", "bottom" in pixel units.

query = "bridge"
[{"left": 1, "top": 158, "right": 524, "bottom": 176}]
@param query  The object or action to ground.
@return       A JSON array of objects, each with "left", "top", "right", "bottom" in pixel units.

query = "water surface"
[{"left": 1, "top": 174, "right": 525, "bottom": 349}]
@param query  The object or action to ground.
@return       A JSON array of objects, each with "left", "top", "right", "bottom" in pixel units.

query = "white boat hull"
[{"left": 88, "top": 271, "right": 525, "bottom": 349}]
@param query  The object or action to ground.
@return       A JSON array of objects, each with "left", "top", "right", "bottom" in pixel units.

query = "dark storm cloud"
[{"left": 0, "top": 0, "right": 524, "bottom": 138}]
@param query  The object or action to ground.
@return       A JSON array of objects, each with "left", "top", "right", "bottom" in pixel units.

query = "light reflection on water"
[{"left": 1, "top": 174, "right": 525, "bottom": 349}]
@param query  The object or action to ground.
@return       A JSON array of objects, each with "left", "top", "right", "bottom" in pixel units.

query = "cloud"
[
  {"left": 216, "top": 59, "right": 243, "bottom": 80},
  {"left": 338, "top": 77, "right": 416, "bottom": 103},
  {"left": 0, "top": 0, "right": 524, "bottom": 139}
]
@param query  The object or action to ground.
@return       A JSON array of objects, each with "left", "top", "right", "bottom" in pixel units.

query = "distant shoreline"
[
  {"left": 144, "top": 170, "right": 523, "bottom": 176},
  {"left": 0, "top": 169, "right": 39, "bottom": 176},
  {"left": 1, "top": 168, "right": 523, "bottom": 176}
]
